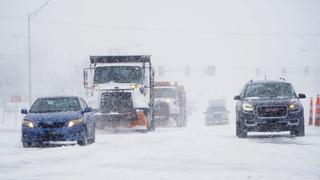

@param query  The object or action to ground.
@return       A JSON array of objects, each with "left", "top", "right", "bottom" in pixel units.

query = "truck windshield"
[
  {"left": 94, "top": 66, "right": 143, "bottom": 84},
  {"left": 154, "top": 88, "right": 177, "bottom": 98},
  {"left": 244, "top": 83, "right": 297, "bottom": 99},
  {"left": 30, "top": 97, "right": 81, "bottom": 113}
]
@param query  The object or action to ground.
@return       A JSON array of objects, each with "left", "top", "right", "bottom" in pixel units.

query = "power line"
[{"left": 0, "top": 16, "right": 319, "bottom": 37}]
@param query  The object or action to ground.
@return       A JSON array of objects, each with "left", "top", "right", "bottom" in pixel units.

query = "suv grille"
[
  {"left": 257, "top": 106, "right": 287, "bottom": 118},
  {"left": 100, "top": 92, "right": 133, "bottom": 114},
  {"left": 38, "top": 122, "right": 65, "bottom": 128}
]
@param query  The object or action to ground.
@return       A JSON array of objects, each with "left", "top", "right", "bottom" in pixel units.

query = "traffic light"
[
  {"left": 256, "top": 68, "right": 261, "bottom": 77},
  {"left": 207, "top": 65, "right": 215, "bottom": 76},
  {"left": 281, "top": 68, "right": 286, "bottom": 76},
  {"left": 185, "top": 66, "right": 190, "bottom": 77},
  {"left": 304, "top": 67, "right": 309, "bottom": 76}
]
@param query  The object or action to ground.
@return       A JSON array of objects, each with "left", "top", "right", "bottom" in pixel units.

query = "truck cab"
[
  {"left": 84, "top": 55, "right": 155, "bottom": 132},
  {"left": 153, "top": 82, "right": 187, "bottom": 127}
]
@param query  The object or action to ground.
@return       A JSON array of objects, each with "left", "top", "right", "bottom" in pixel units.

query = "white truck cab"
[{"left": 84, "top": 55, "right": 155, "bottom": 131}]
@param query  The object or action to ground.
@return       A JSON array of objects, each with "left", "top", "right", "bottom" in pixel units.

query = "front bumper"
[
  {"left": 21, "top": 124, "right": 85, "bottom": 143},
  {"left": 206, "top": 118, "right": 229, "bottom": 124},
  {"left": 237, "top": 110, "right": 303, "bottom": 132},
  {"left": 95, "top": 113, "right": 147, "bottom": 130}
]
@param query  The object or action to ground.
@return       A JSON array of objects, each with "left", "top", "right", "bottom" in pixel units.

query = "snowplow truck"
[
  {"left": 83, "top": 55, "right": 155, "bottom": 132},
  {"left": 153, "top": 82, "right": 187, "bottom": 127}
]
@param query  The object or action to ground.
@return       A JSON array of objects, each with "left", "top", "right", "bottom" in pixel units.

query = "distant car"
[
  {"left": 21, "top": 96, "right": 95, "bottom": 147},
  {"left": 234, "top": 80, "right": 306, "bottom": 138},
  {"left": 204, "top": 105, "right": 229, "bottom": 126}
]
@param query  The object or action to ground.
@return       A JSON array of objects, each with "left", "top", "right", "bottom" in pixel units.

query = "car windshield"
[
  {"left": 94, "top": 66, "right": 143, "bottom": 84},
  {"left": 30, "top": 97, "right": 81, "bottom": 113},
  {"left": 154, "top": 88, "right": 177, "bottom": 98},
  {"left": 244, "top": 83, "right": 297, "bottom": 99},
  {"left": 208, "top": 106, "right": 227, "bottom": 112}
]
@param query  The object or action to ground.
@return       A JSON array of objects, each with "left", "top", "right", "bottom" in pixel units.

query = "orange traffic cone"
[
  {"left": 308, "top": 97, "right": 314, "bottom": 126},
  {"left": 315, "top": 96, "right": 320, "bottom": 127}
]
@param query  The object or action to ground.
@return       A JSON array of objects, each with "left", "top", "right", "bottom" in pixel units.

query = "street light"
[{"left": 27, "top": 0, "right": 51, "bottom": 106}]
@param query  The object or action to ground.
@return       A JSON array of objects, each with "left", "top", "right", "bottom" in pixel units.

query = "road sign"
[{"left": 11, "top": 96, "right": 21, "bottom": 103}]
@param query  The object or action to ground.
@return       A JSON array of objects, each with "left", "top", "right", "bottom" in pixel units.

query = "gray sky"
[{"left": 0, "top": 0, "right": 319, "bottom": 104}]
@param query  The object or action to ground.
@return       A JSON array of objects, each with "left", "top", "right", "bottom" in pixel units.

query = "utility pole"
[{"left": 27, "top": 0, "right": 51, "bottom": 106}]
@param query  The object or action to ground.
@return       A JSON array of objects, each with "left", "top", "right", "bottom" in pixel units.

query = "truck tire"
[
  {"left": 148, "top": 111, "right": 156, "bottom": 131},
  {"left": 236, "top": 121, "right": 247, "bottom": 138}
]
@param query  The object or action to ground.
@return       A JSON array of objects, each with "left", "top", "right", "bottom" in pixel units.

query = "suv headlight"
[
  {"left": 22, "top": 120, "right": 34, "bottom": 128},
  {"left": 68, "top": 118, "right": 83, "bottom": 128},
  {"left": 288, "top": 101, "right": 300, "bottom": 111},
  {"left": 242, "top": 103, "right": 254, "bottom": 112}
]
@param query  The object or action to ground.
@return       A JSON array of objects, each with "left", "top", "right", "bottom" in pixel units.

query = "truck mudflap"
[
  {"left": 95, "top": 112, "right": 148, "bottom": 132},
  {"left": 130, "top": 112, "right": 148, "bottom": 130}
]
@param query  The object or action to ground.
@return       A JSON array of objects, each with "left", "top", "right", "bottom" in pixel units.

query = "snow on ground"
[{"left": 0, "top": 112, "right": 320, "bottom": 180}]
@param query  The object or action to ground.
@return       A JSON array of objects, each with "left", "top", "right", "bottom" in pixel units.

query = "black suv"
[{"left": 234, "top": 80, "right": 306, "bottom": 138}]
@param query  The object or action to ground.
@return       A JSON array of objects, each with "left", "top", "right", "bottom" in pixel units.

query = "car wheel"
[
  {"left": 77, "top": 129, "right": 88, "bottom": 146},
  {"left": 22, "top": 142, "right": 31, "bottom": 148},
  {"left": 236, "top": 121, "right": 247, "bottom": 138},
  {"left": 90, "top": 126, "right": 96, "bottom": 144},
  {"left": 290, "top": 122, "right": 305, "bottom": 137}
]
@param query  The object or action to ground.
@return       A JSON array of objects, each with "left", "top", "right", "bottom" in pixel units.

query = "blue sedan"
[{"left": 21, "top": 96, "right": 95, "bottom": 147}]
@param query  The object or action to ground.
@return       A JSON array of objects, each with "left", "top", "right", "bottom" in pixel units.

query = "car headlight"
[
  {"left": 242, "top": 103, "right": 254, "bottom": 112},
  {"left": 22, "top": 120, "right": 34, "bottom": 128},
  {"left": 68, "top": 118, "right": 83, "bottom": 128},
  {"left": 288, "top": 102, "right": 300, "bottom": 111},
  {"left": 166, "top": 99, "right": 171, "bottom": 103}
]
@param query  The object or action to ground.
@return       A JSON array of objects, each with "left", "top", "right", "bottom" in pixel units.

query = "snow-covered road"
[{"left": 1, "top": 114, "right": 320, "bottom": 180}]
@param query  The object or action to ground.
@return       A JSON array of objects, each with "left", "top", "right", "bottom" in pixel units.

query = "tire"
[
  {"left": 236, "top": 121, "right": 247, "bottom": 138},
  {"left": 147, "top": 110, "right": 155, "bottom": 131},
  {"left": 22, "top": 142, "right": 31, "bottom": 148},
  {"left": 90, "top": 126, "right": 96, "bottom": 144},
  {"left": 175, "top": 116, "right": 182, "bottom": 127},
  {"left": 138, "top": 129, "right": 148, "bottom": 133},
  {"left": 77, "top": 128, "right": 88, "bottom": 146},
  {"left": 290, "top": 123, "right": 305, "bottom": 137}
]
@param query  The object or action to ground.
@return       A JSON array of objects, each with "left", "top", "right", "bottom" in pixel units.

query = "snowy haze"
[
  {"left": 0, "top": 1, "right": 320, "bottom": 179},
  {"left": 0, "top": 0, "right": 319, "bottom": 105}
]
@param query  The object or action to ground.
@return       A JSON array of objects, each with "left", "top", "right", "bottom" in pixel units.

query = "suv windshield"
[
  {"left": 94, "top": 66, "right": 143, "bottom": 84},
  {"left": 207, "top": 106, "right": 227, "bottom": 112},
  {"left": 154, "top": 88, "right": 177, "bottom": 98},
  {"left": 30, "top": 97, "right": 81, "bottom": 113},
  {"left": 243, "top": 83, "right": 297, "bottom": 99}
]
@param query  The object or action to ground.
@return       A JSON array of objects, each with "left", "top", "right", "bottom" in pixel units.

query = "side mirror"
[
  {"left": 21, "top": 109, "right": 28, "bottom": 114},
  {"left": 139, "top": 86, "right": 146, "bottom": 95},
  {"left": 298, "top": 93, "right": 306, "bottom": 99},
  {"left": 82, "top": 107, "right": 93, "bottom": 113},
  {"left": 234, "top": 95, "right": 241, "bottom": 100}
]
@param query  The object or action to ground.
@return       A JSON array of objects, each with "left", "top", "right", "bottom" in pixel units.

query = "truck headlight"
[
  {"left": 68, "top": 118, "right": 83, "bottom": 128},
  {"left": 22, "top": 120, "right": 34, "bottom": 128},
  {"left": 91, "top": 85, "right": 99, "bottom": 90},
  {"left": 242, "top": 103, "right": 254, "bottom": 112},
  {"left": 130, "top": 83, "right": 139, "bottom": 90},
  {"left": 288, "top": 102, "right": 300, "bottom": 111}
]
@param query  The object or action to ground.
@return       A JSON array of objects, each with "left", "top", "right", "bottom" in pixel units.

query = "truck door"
[{"left": 83, "top": 68, "right": 94, "bottom": 89}]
